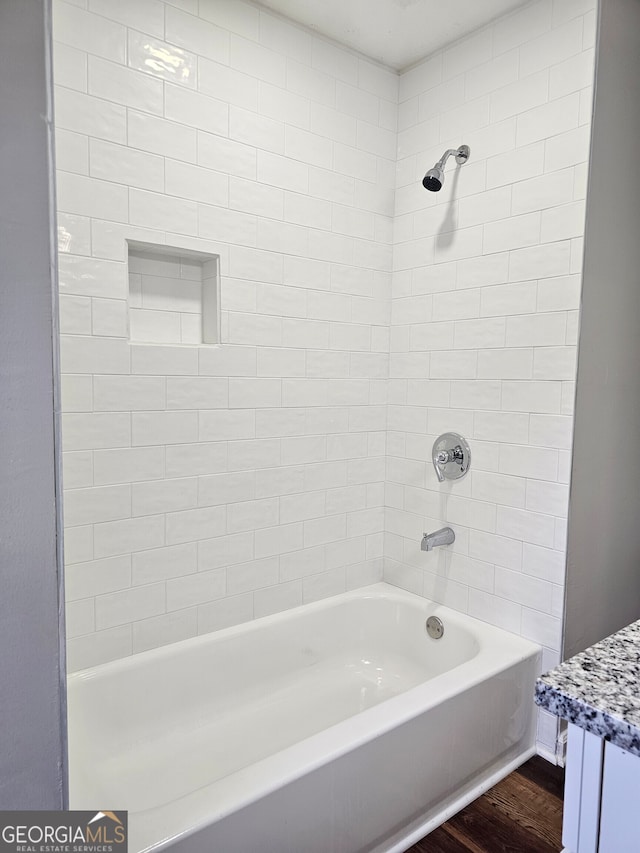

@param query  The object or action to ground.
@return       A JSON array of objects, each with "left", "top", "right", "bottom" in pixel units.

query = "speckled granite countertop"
[{"left": 535, "top": 618, "right": 640, "bottom": 757}]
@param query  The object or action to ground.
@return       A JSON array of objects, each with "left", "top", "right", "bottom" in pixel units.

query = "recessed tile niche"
[{"left": 127, "top": 241, "right": 219, "bottom": 346}]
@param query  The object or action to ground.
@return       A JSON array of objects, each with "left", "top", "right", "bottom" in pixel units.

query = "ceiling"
[{"left": 255, "top": 0, "right": 530, "bottom": 71}]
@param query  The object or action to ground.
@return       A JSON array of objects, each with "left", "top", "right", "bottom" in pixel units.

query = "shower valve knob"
[{"left": 436, "top": 448, "right": 463, "bottom": 465}]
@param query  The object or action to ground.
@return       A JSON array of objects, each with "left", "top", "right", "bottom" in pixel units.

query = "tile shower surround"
[
  {"left": 54, "top": 0, "right": 596, "bottom": 753},
  {"left": 387, "top": 0, "right": 595, "bottom": 754},
  {"left": 56, "top": 0, "right": 395, "bottom": 673}
]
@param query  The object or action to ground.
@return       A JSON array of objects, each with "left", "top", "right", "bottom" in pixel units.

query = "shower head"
[
  {"left": 423, "top": 167, "right": 444, "bottom": 192},
  {"left": 422, "top": 144, "right": 470, "bottom": 192}
]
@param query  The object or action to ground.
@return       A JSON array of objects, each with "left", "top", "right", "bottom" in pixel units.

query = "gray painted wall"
[
  {"left": 0, "top": 0, "right": 66, "bottom": 807},
  {"left": 564, "top": 0, "right": 640, "bottom": 659}
]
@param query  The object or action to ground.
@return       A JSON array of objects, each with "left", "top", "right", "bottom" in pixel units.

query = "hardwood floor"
[{"left": 407, "top": 757, "right": 565, "bottom": 853}]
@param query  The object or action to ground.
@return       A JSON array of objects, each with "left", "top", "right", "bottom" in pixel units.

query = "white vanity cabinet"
[
  {"left": 562, "top": 723, "right": 640, "bottom": 853},
  {"left": 535, "top": 617, "right": 640, "bottom": 852}
]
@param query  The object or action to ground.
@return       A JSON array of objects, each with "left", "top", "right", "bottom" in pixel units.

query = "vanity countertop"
[{"left": 535, "top": 617, "right": 640, "bottom": 757}]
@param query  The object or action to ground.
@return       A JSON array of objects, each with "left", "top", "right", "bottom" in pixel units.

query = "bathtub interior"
[
  {"left": 67, "top": 584, "right": 537, "bottom": 839},
  {"left": 70, "top": 589, "right": 479, "bottom": 733}
]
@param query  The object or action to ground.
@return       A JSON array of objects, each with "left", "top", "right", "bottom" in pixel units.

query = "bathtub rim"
[{"left": 137, "top": 656, "right": 539, "bottom": 852}]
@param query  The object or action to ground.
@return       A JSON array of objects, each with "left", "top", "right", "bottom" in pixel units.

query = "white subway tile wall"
[
  {"left": 54, "top": 0, "right": 395, "bottom": 671},
  {"left": 54, "top": 0, "right": 596, "bottom": 727},
  {"left": 389, "top": 0, "right": 595, "bottom": 697}
]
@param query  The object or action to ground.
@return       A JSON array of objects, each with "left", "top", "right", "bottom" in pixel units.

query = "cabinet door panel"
[
  {"left": 599, "top": 741, "right": 640, "bottom": 853},
  {"left": 563, "top": 724, "right": 604, "bottom": 853}
]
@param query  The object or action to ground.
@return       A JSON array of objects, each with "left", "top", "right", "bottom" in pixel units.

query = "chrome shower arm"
[{"left": 435, "top": 149, "right": 462, "bottom": 169}]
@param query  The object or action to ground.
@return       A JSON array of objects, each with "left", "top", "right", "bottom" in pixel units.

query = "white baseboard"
[
  {"left": 536, "top": 743, "right": 559, "bottom": 765},
  {"left": 555, "top": 725, "right": 568, "bottom": 767}
]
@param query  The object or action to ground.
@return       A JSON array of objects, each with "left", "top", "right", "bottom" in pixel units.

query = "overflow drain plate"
[{"left": 426, "top": 616, "right": 444, "bottom": 640}]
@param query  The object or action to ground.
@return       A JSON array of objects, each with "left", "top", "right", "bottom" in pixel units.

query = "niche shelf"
[{"left": 126, "top": 240, "right": 219, "bottom": 346}]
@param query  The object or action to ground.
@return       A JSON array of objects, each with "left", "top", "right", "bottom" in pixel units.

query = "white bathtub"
[{"left": 68, "top": 583, "right": 540, "bottom": 853}]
